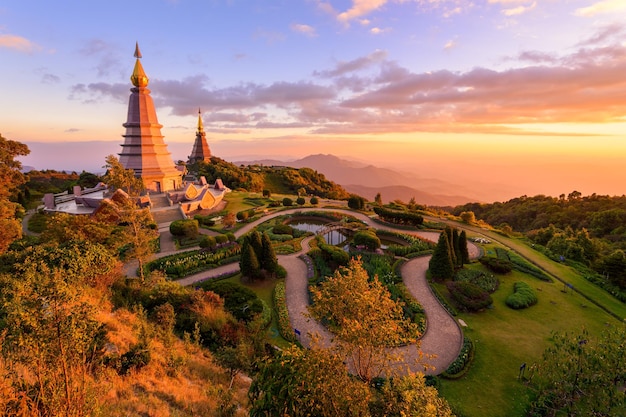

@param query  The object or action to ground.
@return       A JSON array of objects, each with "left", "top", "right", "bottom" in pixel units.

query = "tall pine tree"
[
  {"left": 260, "top": 232, "right": 278, "bottom": 274},
  {"left": 444, "top": 227, "right": 457, "bottom": 266},
  {"left": 429, "top": 232, "right": 454, "bottom": 281},
  {"left": 240, "top": 238, "right": 261, "bottom": 280},
  {"left": 459, "top": 230, "right": 470, "bottom": 264}
]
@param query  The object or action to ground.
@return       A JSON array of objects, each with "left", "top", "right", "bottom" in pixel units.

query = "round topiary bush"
[
  {"left": 505, "top": 281, "right": 538, "bottom": 309},
  {"left": 169, "top": 219, "right": 199, "bottom": 238},
  {"left": 199, "top": 235, "right": 217, "bottom": 250},
  {"left": 310, "top": 196, "right": 319, "bottom": 205},
  {"left": 282, "top": 197, "right": 293, "bottom": 206}
]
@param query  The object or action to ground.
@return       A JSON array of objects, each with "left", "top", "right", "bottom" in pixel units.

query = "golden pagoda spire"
[
  {"left": 130, "top": 42, "right": 149, "bottom": 88},
  {"left": 197, "top": 108, "right": 204, "bottom": 133}
]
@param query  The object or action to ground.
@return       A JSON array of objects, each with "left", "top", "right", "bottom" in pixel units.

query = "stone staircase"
[
  {"left": 149, "top": 193, "right": 185, "bottom": 225},
  {"left": 149, "top": 193, "right": 171, "bottom": 209}
]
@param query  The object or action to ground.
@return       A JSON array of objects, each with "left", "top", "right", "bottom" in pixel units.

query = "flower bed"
[
  {"left": 273, "top": 281, "right": 297, "bottom": 343},
  {"left": 145, "top": 244, "right": 240, "bottom": 279},
  {"left": 441, "top": 336, "right": 474, "bottom": 379}
]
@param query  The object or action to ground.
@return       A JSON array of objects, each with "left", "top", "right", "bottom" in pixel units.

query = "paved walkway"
[{"left": 161, "top": 208, "right": 478, "bottom": 375}]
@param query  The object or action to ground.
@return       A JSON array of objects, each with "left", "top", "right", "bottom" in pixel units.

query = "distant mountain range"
[{"left": 232, "top": 154, "right": 483, "bottom": 206}]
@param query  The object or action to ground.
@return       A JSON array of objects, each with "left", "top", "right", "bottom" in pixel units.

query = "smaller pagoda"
[{"left": 188, "top": 109, "right": 212, "bottom": 164}]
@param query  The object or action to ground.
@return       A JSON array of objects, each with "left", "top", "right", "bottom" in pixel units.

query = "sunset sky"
[{"left": 2, "top": 0, "right": 626, "bottom": 201}]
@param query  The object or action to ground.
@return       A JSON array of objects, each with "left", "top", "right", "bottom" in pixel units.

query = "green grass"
[{"left": 437, "top": 260, "right": 619, "bottom": 417}]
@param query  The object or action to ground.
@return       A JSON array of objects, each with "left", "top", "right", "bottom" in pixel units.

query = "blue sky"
[{"left": 2, "top": 0, "right": 626, "bottom": 200}]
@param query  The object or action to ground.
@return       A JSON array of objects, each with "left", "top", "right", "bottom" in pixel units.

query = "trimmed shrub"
[
  {"left": 236, "top": 211, "right": 249, "bottom": 221},
  {"left": 272, "top": 223, "right": 294, "bottom": 236},
  {"left": 273, "top": 281, "right": 297, "bottom": 342},
  {"left": 479, "top": 256, "right": 513, "bottom": 274},
  {"left": 282, "top": 197, "right": 293, "bottom": 206},
  {"left": 446, "top": 281, "right": 493, "bottom": 312},
  {"left": 310, "top": 196, "right": 319, "bottom": 205},
  {"left": 296, "top": 197, "right": 306, "bottom": 205},
  {"left": 170, "top": 219, "right": 199, "bottom": 238},
  {"left": 353, "top": 229, "right": 381, "bottom": 251},
  {"left": 199, "top": 235, "right": 217, "bottom": 250},
  {"left": 215, "top": 234, "right": 229, "bottom": 244},
  {"left": 505, "top": 281, "right": 538, "bottom": 309}
]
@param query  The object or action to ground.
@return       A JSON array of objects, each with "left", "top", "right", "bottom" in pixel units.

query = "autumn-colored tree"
[
  {"left": 372, "top": 372, "right": 454, "bottom": 417},
  {"left": 0, "top": 134, "right": 30, "bottom": 253},
  {"left": 374, "top": 192, "right": 383, "bottom": 205},
  {"left": 249, "top": 344, "right": 371, "bottom": 417},
  {"left": 40, "top": 211, "right": 115, "bottom": 248},
  {"left": 0, "top": 134, "right": 29, "bottom": 200},
  {"left": 459, "top": 211, "right": 476, "bottom": 224},
  {"left": 309, "top": 257, "right": 419, "bottom": 382},
  {"left": 222, "top": 212, "right": 236, "bottom": 228}
]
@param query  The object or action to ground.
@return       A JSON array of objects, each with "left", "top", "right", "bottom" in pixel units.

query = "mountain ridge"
[{"left": 232, "top": 153, "right": 481, "bottom": 206}]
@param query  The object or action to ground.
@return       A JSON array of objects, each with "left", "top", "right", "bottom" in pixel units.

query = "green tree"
[
  {"left": 309, "top": 257, "right": 419, "bottom": 382},
  {"left": 374, "top": 192, "right": 383, "bottom": 205},
  {"left": 429, "top": 232, "right": 454, "bottom": 280},
  {"left": 530, "top": 326, "right": 626, "bottom": 416},
  {"left": 117, "top": 198, "right": 159, "bottom": 282},
  {"left": 348, "top": 195, "right": 366, "bottom": 210},
  {"left": 0, "top": 243, "right": 112, "bottom": 416},
  {"left": 103, "top": 154, "right": 144, "bottom": 196},
  {"left": 310, "top": 196, "right": 319, "bottom": 205}
]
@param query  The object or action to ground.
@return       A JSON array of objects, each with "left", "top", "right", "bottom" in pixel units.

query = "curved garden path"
[{"left": 169, "top": 208, "right": 478, "bottom": 375}]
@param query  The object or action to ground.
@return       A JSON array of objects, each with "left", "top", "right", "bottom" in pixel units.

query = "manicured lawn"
[{"left": 437, "top": 261, "right": 620, "bottom": 417}]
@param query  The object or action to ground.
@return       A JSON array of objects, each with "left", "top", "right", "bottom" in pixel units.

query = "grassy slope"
[{"left": 437, "top": 255, "right": 620, "bottom": 417}]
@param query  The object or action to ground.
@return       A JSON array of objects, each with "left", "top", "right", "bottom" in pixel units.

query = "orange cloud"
[
  {"left": 575, "top": 0, "right": 626, "bottom": 17},
  {"left": 0, "top": 34, "right": 40, "bottom": 53},
  {"left": 337, "top": 0, "right": 388, "bottom": 23}
]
